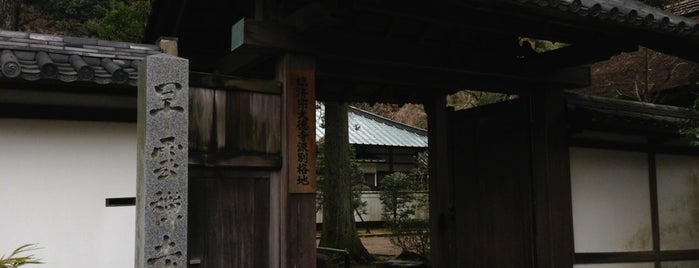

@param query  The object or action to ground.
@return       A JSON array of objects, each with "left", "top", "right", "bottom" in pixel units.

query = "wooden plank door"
[
  {"left": 188, "top": 174, "right": 270, "bottom": 267},
  {"left": 446, "top": 98, "right": 535, "bottom": 267}
]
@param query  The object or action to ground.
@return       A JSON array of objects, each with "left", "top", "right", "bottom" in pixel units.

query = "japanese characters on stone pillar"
[
  {"left": 136, "top": 54, "right": 188, "bottom": 268},
  {"left": 287, "top": 69, "right": 317, "bottom": 193}
]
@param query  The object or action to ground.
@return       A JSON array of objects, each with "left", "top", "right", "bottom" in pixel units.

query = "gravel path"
[{"left": 360, "top": 236, "right": 401, "bottom": 256}]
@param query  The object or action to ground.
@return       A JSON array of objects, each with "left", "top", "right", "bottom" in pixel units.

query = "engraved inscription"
[
  {"left": 150, "top": 137, "right": 183, "bottom": 181},
  {"left": 146, "top": 235, "right": 182, "bottom": 267},
  {"left": 295, "top": 76, "right": 310, "bottom": 186},
  {"left": 150, "top": 82, "right": 184, "bottom": 116},
  {"left": 149, "top": 191, "right": 183, "bottom": 227},
  {"left": 138, "top": 55, "right": 189, "bottom": 268}
]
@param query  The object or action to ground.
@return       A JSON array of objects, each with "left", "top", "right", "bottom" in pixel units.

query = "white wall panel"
[
  {"left": 0, "top": 119, "right": 136, "bottom": 268},
  {"left": 570, "top": 147, "right": 652, "bottom": 252}
]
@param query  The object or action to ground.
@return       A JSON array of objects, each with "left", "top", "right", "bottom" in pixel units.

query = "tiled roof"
[
  {"left": 666, "top": 0, "right": 699, "bottom": 16},
  {"left": 0, "top": 30, "right": 161, "bottom": 86},
  {"left": 316, "top": 104, "right": 428, "bottom": 148},
  {"left": 510, "top": 0, "right": 699, "bottom": 38},
  {"left": 566, "top": 93, "right": 699, "bottom": 132}
]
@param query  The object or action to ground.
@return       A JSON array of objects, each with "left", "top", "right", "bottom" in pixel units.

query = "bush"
[{"left": 379, "top": 172, "right": 430, "bottom": 257}]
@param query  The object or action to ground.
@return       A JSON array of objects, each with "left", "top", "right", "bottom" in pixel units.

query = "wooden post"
[
  {"left": 277, "top": 53, "right": 317, "bottom": 267},
  {"left": 425, "top": 93, "right": 452, "bottom": 267},
  {"left": 157, "top": 37, "right": 179, "bottom": 57},
  {"left": 530, "top": 88, "right": 574, "bottom": 267}
]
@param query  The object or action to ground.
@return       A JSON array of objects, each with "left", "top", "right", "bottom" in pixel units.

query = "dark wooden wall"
[
  {"left": 448, "top": 99, "right": 534, "bottom": 267},
  {"left": 187, "top": 85, "right": 282, "bottom": 267},
  {"left": 186, "top": 55, "right": 318, "bottom": 267},
  {"left": 189, "top": 87, "right": 281, "bottom": 167},
  {"left": 429, "top": 92, "right": 574, "bottom": 267}
]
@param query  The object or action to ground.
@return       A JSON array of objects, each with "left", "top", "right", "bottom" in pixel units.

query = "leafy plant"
[
  {"left": 679, "top": 97, "right": 699, "bottom": 146},
  {"left": 387, "top": 217, "right": 430, "bottom": 258},
  {"left": 680, "top": 124, "right": 699, "bottom": 146},
  {"left": 379, "top": 172, "right": 430, "bottom": 258},
  {"left": 98, "top": 0, "right": 150, "bottom": 42},
  {"left": 409, "top": 151, "right": 429, "bottom": 191},
  {"left": 0, "top": 244, "right": 43, "bottom": 267},
  {"left": 379, "top": 172, "right": 418, "bottom": 222}
]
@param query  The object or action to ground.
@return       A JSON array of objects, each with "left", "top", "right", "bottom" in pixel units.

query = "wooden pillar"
[
  {"left": 277, "top": 53, "right": 317, "bottom": 267},
  {"left": 157, "top": 37, "right": 179, "bottom": 57},
  {"left": 530, "top": 88, "right": 574, "bottom": 267},
  {"left": 425, "top": 93, "right": 453, "bottom": 267}
]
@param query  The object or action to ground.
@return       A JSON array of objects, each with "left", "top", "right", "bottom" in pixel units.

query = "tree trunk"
[
  {"left": 0, "top": 0, "right": 18, "bottom": 30},
  {"left": 319, "top": 101, "right": 374, "bottom": 263}
]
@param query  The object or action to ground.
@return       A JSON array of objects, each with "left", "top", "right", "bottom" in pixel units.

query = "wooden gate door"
[
  {"left": 186, "top": 85, "right": 282, "bottom": 267},
  {"left": 188, "top": 173, "right": 270, "bottom": 267},
  {"left": 446, "top": 98, "right": 535, "bottom": 267}
]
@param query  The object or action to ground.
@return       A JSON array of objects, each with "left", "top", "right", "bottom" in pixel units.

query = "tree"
[
  {"left": 318, "top": 101, "right": 374, "bottom": 263},
  {"left": 315, "top": 140, "right": 368, "bottom": 224},
  {"left": 10, "top": 0, "right": 149, "bottom": 42},
  {"left": 98, "top": 0, "right": 150, "bottom": 42},
  {"left": 0, "top": 0, "right": 19, "bottom": 30},
  {"left": 17, "top": 0, "right": 110, "bottom": 36},
  {"left": 351, "top": 103, "right": 428, "bottom": 129}
]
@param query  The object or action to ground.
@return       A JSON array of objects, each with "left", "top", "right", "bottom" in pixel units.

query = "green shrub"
[{"left": 379, "top": 172, "right": 430, "bottom": 257}]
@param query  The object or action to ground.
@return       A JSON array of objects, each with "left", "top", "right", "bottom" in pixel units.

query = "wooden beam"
[
  {"left": 226, "top": 18, "right": 591, "bottom": 89},
  {"left": 570, "top": 138, "right": 699, "bottom": 155},
  {"left": 351, "top": 0, "right": 592, "bottom": 45},
  {"left": 524, "top": 43, "right": 637, "bottom": 69},
  {"left": 189, "top": 71, "right": 281, "bottom": 94},
  {"left": 188, "top": 152, "right": 281, "bottom": 169},
  {"left": 316, "top": 57, "right": 590, "bottom": 92},
  {"left": 0, "top": 88, "right": 135, "bottom": 109},
  {"left": 0, "top": 103, "right": 135, "bottom": 122},
  {"left": 575, "top": 249, "right": 699, "bottom": 263}
]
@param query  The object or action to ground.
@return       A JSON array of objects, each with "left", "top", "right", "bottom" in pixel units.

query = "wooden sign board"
[{"left": 287, "top": 69, "right": 317, "bottom": 193}]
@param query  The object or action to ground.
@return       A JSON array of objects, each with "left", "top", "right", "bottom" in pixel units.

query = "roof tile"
[
  {"left": 316, "top": 103, "right": 428, "bottom": 148},
  {"left": 513, "top": 0, "right": 699, "bottom": 39},
  {"left": 83, "top": 45, "right": 116, "bottom": 51},
  {"left": 64, "top": 46, "right": 99, "bottom": 53},
  {"left": 63, "top": 36, "right": 98, "bottom": 46},
  {"left": 0, "top": 29, "right": 162, "bottom": 87},
  {"left": 29, "top": 44, "right": 63, "bottom": 50},
  {"left": 86, "top": 53, "right": 117, "bottom": 58},
  {"left": 29, "top": 33, "right": 63, "bottom": 42},
  {"left": 0, "top": 40, "right": 28, "bottom": 47},
  {"left": 0, "top": 30, "right": 28, "bottom": 39}
]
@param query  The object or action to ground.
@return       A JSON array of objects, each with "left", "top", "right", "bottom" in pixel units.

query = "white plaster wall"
[
  {"left": 570, "top": 147, "right": 652, "bottom": 252},
  {"left": 316, "top": 192, "right": 428, "bottom": 223},
  {"left": 656, "top": 154, "right": 699, "bottom": 251},
  {"left": 0, "top": 119, "right": 136, "bottom": 268}
]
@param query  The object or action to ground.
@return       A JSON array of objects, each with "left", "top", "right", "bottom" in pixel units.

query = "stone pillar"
[{"left": 136, "top": 54, "right": 189, "bottom": 268}]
